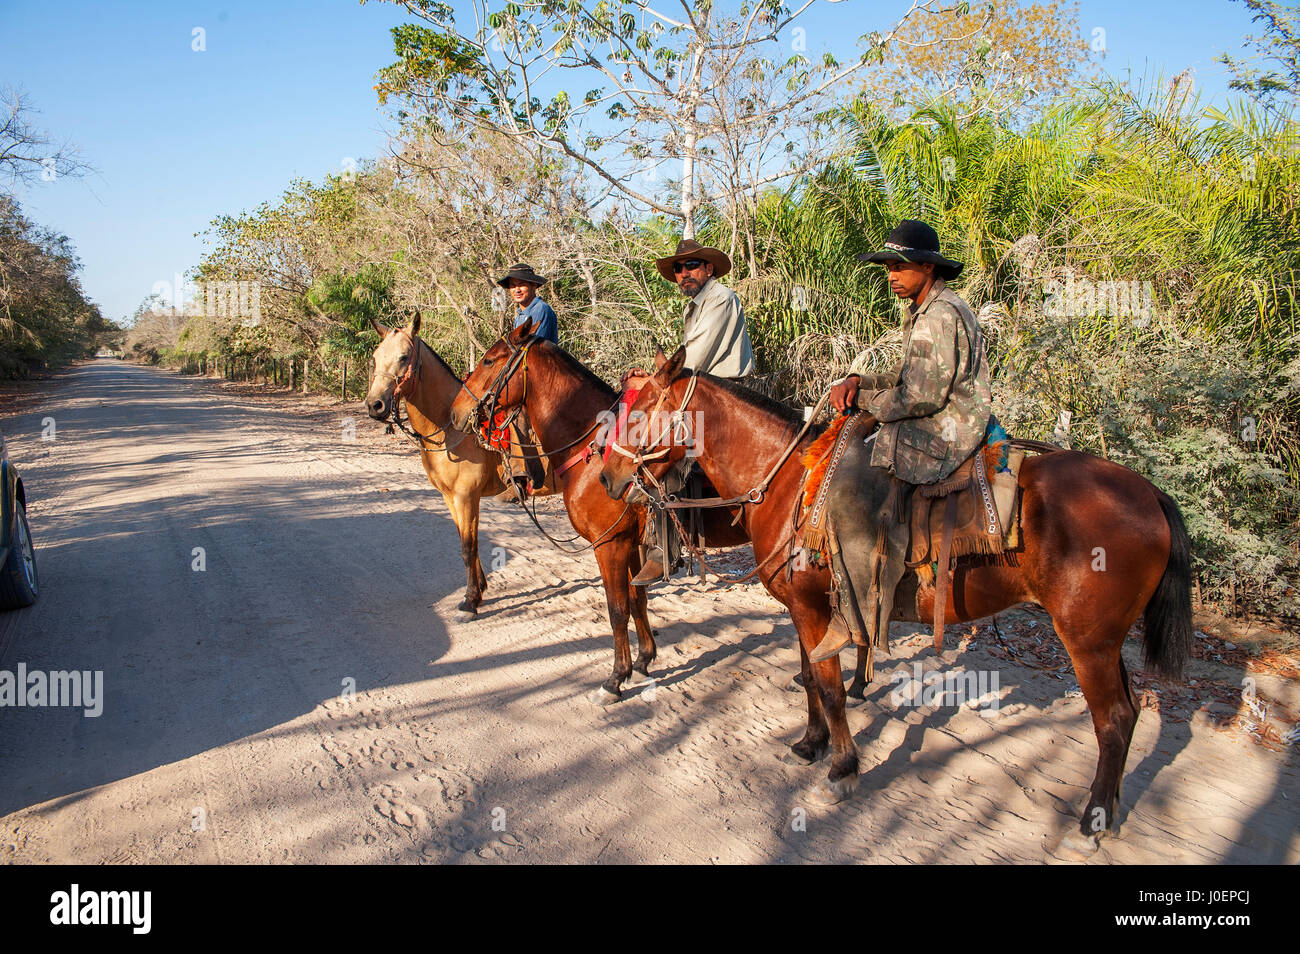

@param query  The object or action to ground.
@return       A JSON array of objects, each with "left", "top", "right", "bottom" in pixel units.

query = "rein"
[
  {"left": 458, "top": 333, "right": 639, "bottom": 554},
  {"left": 463, "top": 333, "right": 621, "bottom": 464}
]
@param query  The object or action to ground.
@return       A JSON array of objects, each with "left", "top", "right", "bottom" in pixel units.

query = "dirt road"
[{"left": 0, "top": 359, "right": 1295, "bottom": 863}]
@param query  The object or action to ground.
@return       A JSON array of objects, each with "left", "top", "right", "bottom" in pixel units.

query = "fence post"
[
  {"left": 341, "top": 358, "right": 348, "bottom": 402},
  {"left": 302, "top": 359, "right": 309, "bottom": 395}
]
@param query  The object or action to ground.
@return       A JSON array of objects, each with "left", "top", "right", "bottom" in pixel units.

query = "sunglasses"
[{"left": 673, "top": 259, "right": 708, "bottom": 274}]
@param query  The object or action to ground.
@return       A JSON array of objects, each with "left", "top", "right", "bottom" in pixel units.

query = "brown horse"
[
  {"left": 364, "top": 312, "right": 507, "bottom": 615},
  {"left": 448, "top": 317, "right": 750, "bottom": 702},
  {"left": 599, "top": 347, "right": 1193, "bottom": 847}
]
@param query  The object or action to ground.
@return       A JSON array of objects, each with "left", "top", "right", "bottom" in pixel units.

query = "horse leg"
[
  {"left": 783, "top": 642, "right": 830, "bottom": 764},
  {"left": 1056, "top": 626, "right": 1139, "bottom": 850},
  {"left": 468, "top": 492, "right": 487, "bottom": 594},
  {"left": 627, "top": 550, "right": 656, "bottom": 678},
  {"left": 793, "top": 601, "right": 860, "bottom": 804},
  {"left": 847, "top": 644, "right": 874, "bottom": 701},
  {"left": 444, "top": 492, "right": 484, "bottom": 614},
  {"left": 591, "top": 535, "right": 636, "bottom": 704}
]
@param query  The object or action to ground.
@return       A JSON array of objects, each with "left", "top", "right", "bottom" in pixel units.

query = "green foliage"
[
  {"left": 0, "top": 196, "right": 116, "bottom": 375},
  {"left": 307, "top": 264, "right": 394, "bottom": 361}
]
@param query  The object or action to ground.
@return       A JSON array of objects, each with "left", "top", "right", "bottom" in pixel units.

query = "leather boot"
[
  {"left": 494, "top": 476, "right": 529, "bottom": 503},
  {"left": 808, "top": 616, "right": 852, "bottom": 662},
  {"left": 630, "top": 546, "right": 667, "bottom": 587}
]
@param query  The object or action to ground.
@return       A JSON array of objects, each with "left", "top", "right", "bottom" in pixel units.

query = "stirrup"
[{"left": 495, "top": 477, "right": 529, "bottom": 504}]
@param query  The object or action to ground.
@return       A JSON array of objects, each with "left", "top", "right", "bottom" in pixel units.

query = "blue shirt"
[{"left": 514, "top": 296, "right": 558, "bottom": 344}]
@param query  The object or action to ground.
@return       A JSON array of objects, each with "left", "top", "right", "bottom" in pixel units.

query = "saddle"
[
  {"left": 890, "top": 431, "right": 1024, "bottom": 651},
  {"left": 799, "top": 414, "right": 1036, "bottom": 659}
]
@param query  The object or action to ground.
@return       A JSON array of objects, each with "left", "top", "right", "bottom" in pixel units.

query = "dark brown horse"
[
  {"left": 448, "top": 318, "right": 749, "bottom": 702},
  {"left": 599, "top": 347, "right": 1193, "bottom": 847}
]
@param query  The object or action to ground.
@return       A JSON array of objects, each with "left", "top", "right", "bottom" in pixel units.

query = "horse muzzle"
[{"left": 600, "top": 469, "right": 634, "bottom": 501}]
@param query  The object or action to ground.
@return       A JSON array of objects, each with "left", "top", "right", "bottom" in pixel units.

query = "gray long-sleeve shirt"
[{"left": 681, "top": 278, "right": 754, "bottom": 379}]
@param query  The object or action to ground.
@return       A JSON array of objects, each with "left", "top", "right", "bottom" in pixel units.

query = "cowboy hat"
[
  {"left": 655, "top": 239, "right": 732, "bottom": 283},
  {"left": 857, "top": 219, "right": 964, "bottom": 280},
  {"left": 495, "top": 263, "right": 549, "bottom": 287}
]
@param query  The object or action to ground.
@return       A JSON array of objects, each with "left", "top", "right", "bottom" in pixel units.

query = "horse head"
[
  {"left": 449, "top": 315, "right": 536, "bottom": 434},
  {"left": 599, "top": 344, "right": 692, "bottom": 501},
  {"left": 364, "top": 310, "right": 422, "bottom": 421}
]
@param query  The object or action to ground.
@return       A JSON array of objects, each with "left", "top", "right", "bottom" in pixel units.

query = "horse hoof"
[
  {"left": 808, "top": 774, "right": 856, "bottom": 807},
  {"left": 786, "top": 675, "right": 805, "bottom": 693},
  {"left": 626, "top": 671, "right": 654, "bottom": 688},
  {"left": 1053, "top": 830, "right": 1101, "bottom": 860},
  {"left": 455, "top": 600, "right": 478, "bottom": 615},
  {"left": 589, "top": 687, "right": 622, "bottom": 707}
]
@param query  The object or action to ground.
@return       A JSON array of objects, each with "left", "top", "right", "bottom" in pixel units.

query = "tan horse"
[{"left": 363, "top": 312, "right": 506, "bottom": 615}]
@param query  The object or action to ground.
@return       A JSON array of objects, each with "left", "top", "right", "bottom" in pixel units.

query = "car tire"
[{"left": 0, "top": 499, "right": 39, "bottom": 609}]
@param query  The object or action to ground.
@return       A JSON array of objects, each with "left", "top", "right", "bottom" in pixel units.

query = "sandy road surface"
[{"left": 0, "top": 359, "right": 1295, "bottom": 864}]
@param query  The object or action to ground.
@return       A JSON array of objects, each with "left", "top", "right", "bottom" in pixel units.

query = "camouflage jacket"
[{"left": 849, "top": 280, "right": 992, "bottom": 484}]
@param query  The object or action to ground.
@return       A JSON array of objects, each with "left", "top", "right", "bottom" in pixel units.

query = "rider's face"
[
  {"left": 885, "top": 261, "right": 935, "bottom": 301},
  {"left": 505, "top": 280, "right": 538, "bottom": 307},
  {"left": 674, "top": 260, "right": 714, "bottom": 297}
]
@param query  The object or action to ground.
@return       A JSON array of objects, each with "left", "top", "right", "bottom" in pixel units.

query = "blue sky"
[{"left": 0, "top": 0, "right": 1266, "bottom": 324}]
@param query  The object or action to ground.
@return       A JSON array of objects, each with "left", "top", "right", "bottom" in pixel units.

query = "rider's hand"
[
  {"left": 830, "top": 375, "right": 860, "bottom": 414},
  {"left": 621, "top": 367, "right": 651, "bottom": 389}
]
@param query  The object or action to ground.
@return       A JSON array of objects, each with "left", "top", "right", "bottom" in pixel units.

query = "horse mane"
[
  {"left": 415, "top": 337, "right": 460, "bottom": 382},
  {"left": 534, "top": 340, "right": 617, "bottom": 398},
  {"left": 686, "top": 371, "right": 828, "bottom": 438}
]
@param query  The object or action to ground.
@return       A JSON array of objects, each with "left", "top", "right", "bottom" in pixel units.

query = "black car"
[{"left": 0, "top": 434, "right": 38, "bottom": 608}]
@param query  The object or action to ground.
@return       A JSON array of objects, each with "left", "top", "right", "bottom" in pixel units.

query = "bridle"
[
  {"left": 606, "top": 372, "right": 705, "bottom": 475},
  {"left": 458, "top": 333, "right": 534, "bottom": 445},
  {"left": 603, "top": 371, "right": 839, "bottom": 585},
  {"left": 459, "top": 333, "right": 617, "bottom": 464},
  {"left": 608, "top": 371, "right": 836, "bottom": 513},
  {"left": 377, "top": 328, "right": 467, "bottom": 456}
]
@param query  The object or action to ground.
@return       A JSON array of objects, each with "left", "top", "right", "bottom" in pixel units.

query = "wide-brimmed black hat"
[
  {"left": 655, "top": 239, "right": 732, "bottom": 282},
  {"left": 495, "top": 263, "right": 548, "bottom": 287},
  {"left": 858, "top": 220, "right": 963, "bottom": 280}
]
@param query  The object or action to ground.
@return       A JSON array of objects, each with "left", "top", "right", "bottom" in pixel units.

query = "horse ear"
[
  {"left": 406, "top": 309, "right": 421, "bottom": 337},
  {"left": 657, "top": 346, "right": 687, "bottom": 382},
  {"left": 509, "top": 315, "right": 536, "bottom": 344},
  {"left": 369, "top": 317, "right": 388, "bottom": 337},
  {"left": 652, "top": 345, "right": 669, "bottom": 370}
]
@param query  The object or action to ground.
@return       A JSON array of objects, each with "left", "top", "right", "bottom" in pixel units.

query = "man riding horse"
[
  {"left": 497, "top": 264, "right": 558, "bottom": 501},
  {"left": 630, "top": 238, "right": 755, "bottom": 586},
  {"left": 809, "top": 219, "right": 993, "bottom": 661}
]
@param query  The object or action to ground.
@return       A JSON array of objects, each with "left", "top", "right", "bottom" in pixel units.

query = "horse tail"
[{"left": 1142, "top": 489, "right": 1194, "bottom": 679}]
